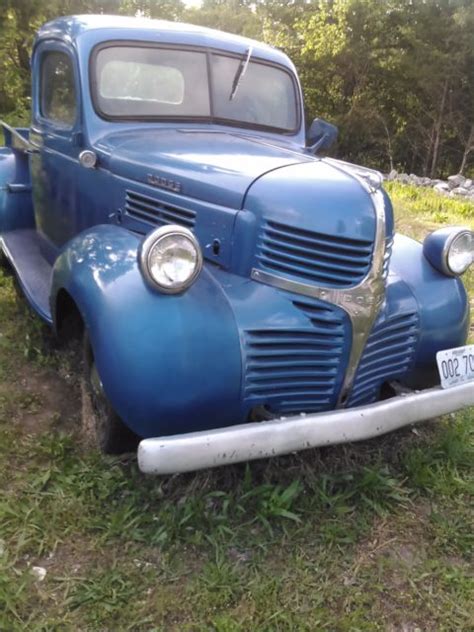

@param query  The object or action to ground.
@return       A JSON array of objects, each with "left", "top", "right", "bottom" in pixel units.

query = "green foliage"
[
  {"left": 273, "top": 0, "right": 474, "bottom": 176},
  {"left": 386, "top": 182, "right": 474, "bottom": 221},
  {"left": 0, "top": 0, "right": 472, "bottom": 177}
]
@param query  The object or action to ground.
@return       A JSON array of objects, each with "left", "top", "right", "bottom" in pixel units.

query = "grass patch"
[{"left": 0, "top": 185, "right": 473, "bottom": 629}]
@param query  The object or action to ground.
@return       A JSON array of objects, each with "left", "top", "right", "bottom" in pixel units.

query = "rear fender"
[
  {"left": 0, "top": 144, "right": 34, "bottom": 233},
  {"left": 51, "top": 225, "right": 242, "bottom": 438}
]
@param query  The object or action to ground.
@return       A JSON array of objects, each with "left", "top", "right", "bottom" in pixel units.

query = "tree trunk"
[
  {"left": 429, "top": 79, "right": 449, "bottom": 178},
  {"left": 422, "top": 126, "right": 434, "bottom": 177},
  {"left": 458, "top": 125, "right": 474, "bottom": 175},
  {"left": 382, "top": 119, "right": 393, "bottom": 172}
]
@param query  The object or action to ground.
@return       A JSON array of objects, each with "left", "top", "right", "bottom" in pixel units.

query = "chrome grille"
[
  {"left": 125, "top": 190, "right": 196, "bottom": 228},
  {"left": 244, "top": 300, "right": 346, "bottom": 415},
  {"left": 348, "top": 311, "right": 419, "bottom": 407},
  {"left": 256, "top": 220, "right": 373, "bottom": 287}
]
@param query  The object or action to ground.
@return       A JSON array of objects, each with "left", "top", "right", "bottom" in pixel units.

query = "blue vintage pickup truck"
[{"left": 0, "top": 15, "right": 473, "bottom": 474}]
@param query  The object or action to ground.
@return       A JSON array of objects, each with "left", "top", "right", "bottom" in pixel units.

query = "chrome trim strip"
[
  {"left": 0, "top": 120, "right": 40, "bottom": 153},
  {"left": 251, "top": 176, "right": 386, "bottom": 405},
  {"left": 138, "top": 382, "right": 474, "bottom": 474}
]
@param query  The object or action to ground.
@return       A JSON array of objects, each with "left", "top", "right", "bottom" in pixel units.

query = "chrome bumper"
[{"left": 137, "top": 383, "right": 474, "bottom": 475}]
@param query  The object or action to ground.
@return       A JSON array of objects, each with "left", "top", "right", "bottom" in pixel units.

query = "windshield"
[{"left": 93, "top": 45, "right": 299, "bottom": 133}]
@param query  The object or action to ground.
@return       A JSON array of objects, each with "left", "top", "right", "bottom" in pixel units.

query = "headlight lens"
[
  {"left": 423, "top": 227, "right": 473, "bottom": 277},
  {"left": 139, "top": 225, "right": 203, "bottom": 293},
  {"left": 446, "top": 231, "right": 473, "bottom": 275}
]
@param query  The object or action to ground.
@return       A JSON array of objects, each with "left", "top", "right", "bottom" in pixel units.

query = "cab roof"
[{"left": 35, "top": 14, "right": 292, "bottom": 69}]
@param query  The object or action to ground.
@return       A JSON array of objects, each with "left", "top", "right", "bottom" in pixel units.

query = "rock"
[
  {"left": 228, "top": 546, "right": 253, "bottom": 563},
  {"left": 31, "top": 566, "right": 47, "bottom": 582},
  {"left": 447, "top": 174, "right": 465, "bottom": 189},
  {"left": 380, "top": 168, "right": 473, "bottom": 196},
  {"left": 451, "top": 187, "right": 470, "bottom": 196},
  {"left": 409, "top": 174, "right": 422, "bottom": 185}
]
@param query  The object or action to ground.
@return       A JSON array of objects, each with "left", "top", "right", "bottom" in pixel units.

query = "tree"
[
  {"left": 183, "top": 0, "right": 261, "bottom": 39},
  {"left": 0, "top": 0, "right": 472, "bottom": 176}
]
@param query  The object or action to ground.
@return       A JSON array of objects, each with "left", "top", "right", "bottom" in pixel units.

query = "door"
[{"left": 30, "top": 42, "right": 81, "bottom": 259}]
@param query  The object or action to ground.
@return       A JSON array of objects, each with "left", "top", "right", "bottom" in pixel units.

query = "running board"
[{"left": 1, "top": 229, "right": 53, "bottom": 323}]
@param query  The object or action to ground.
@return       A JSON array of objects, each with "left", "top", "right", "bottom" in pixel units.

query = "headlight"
[
  {"left": 139, "top": 225, "right": 203, "bottom": 293},
  {"left": 446, "top": 230, "right": 473, "bottom": 275},
  {"left": 423, "top": 227, "right": 473, "bottom": 277}
]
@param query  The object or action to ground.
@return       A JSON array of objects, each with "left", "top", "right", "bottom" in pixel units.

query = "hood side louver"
[{"left": 124, "top": 190, "right": 196, "bottom": 229}]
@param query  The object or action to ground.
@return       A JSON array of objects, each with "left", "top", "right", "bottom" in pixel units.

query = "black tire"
[{"left": 82, "top": 332, "right": 139, "bottom": 454}]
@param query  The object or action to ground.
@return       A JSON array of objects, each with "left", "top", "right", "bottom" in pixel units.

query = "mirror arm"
[{"left": 306, "top": 133, "right": 328, "bottom": 155}]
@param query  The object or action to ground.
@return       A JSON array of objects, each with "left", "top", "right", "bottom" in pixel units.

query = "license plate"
[{"left": 436, "top": 344, "right": 474, "bottom": 389}]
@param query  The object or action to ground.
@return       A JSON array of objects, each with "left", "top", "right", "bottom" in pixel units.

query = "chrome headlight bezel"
[
  {"left": 138, "top": 225, "right": 203, "bottom": 294},
  {"left": 423, "top": 226, "right": 473, "bottom": 278},
  {"left": 443, "top": 229, "right": 473, "bottom": 276}
]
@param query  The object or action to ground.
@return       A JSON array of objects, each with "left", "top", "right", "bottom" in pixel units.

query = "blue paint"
[
  {"left": 390, "top": 234, "right": 469, "bottom": 365},
  {"left": 422, "top": 226, "right": 471, "bottom": 277},
  {"left": 100, "top": 129, "right": 312, "bottom": 210},
  {"left": 51, "top": 225, "right": 243, "bottom": 436},
  {"left": 0, "top": 15, "right": 471, "bottom": 440},
  {"left": 0, "top": 145, "right": 34, "bottom": 232}
]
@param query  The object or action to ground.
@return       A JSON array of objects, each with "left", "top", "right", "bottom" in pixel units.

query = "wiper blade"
[{"left": 229, "top": 46, "right": 253, "bottom": 101}]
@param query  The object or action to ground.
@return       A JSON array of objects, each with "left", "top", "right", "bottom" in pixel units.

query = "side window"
[{"left": 40, "top": 52, "right": 77, "bottom": 127}]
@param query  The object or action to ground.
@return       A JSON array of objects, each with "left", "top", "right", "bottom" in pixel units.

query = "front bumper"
[{"left": 138, "top": 382, "right": 474, "bottom": 475}]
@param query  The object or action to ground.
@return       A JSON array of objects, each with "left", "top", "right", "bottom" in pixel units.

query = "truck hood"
[
  {"left": 97, "top": 128, "right": 313, "bottom": 210},
  {"left": 234, "top": 158, "right": 391, "bottom": 282},
  {"left": 244, "top": 159, "right": 380, "bottom": 243}
]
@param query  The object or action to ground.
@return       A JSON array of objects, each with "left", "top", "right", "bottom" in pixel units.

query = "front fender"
[
  {"left": 390, "top": 233, "right": 470, "bottom": 366},
  {"left": 51, "top": 225, "right": 242, "bottom": 438}
]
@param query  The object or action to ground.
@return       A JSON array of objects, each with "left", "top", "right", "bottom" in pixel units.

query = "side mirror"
[{"left": 307, "top": 118, "right": 338, "bottom": 154}]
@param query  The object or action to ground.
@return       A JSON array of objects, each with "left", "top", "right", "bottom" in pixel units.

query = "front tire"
[{"left": 82, "top": 332, "right": 139, "bottom": 454}]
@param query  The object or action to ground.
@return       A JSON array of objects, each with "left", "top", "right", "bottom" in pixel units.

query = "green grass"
[
  {"left": 0, "top": 185, "right": 473, "bottom": 630},
  {"left": 386, "top": 182, "right": 474, "bottom": 306}
]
